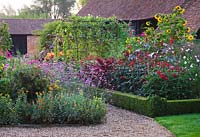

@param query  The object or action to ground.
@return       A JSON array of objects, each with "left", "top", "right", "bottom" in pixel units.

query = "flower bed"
[
  {"left": 79, "top": 6, "right": 200, "bottom": 101},
  {"left": 0, "top": 91, "right": 106, "bottom": 125},
  {"left": 0, "top": 56, "right": 106, "bottom": 125}
]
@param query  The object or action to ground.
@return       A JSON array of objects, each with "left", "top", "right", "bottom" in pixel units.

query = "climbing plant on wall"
[{"left": 0, "top": 22, "right": 12, "bottom": 52}]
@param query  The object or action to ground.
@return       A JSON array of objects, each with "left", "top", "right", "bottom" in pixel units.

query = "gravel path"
[{"left": 0, "top": 105, "right": 173, "bottom": 137}]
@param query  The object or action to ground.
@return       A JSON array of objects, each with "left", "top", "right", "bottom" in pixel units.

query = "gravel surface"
[{"left": 0, "top": 105, "right": 173, "bottom": 137}]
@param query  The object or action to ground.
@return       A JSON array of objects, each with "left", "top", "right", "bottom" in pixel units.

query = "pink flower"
[
  {"left": 4, "top": 64, "right": 9, "bottom": 70},
  {"left": 6, "top": 51, "right": 12, "bottom": 59},
  {"left": 170, "top": 66, "right": 175, "bottom": 70},
  {"left": 141, "top": 32, "right": 145, "bottom": 37}
]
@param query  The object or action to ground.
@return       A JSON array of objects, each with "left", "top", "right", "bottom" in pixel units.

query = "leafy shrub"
[
  {"left": 0, "top": 91, "right": 107, "bottom": 125},
  {"left": 15, "top": 92, "right": 32, "bottom": 123},
  {"left": 6, "top": 64, "right": 50, "bottom": 101},
  {"left": 31, "top": 91, "right": 106, "bottom": 124},
  {"left": 0, "top": 94, "right": 18, "bottom": 125},
  {"left": 109, "top": 49, "right": 149, "bottom": 93},
  {"left": 79, "top": 57, "right": 116, "bottom": 89},
  {"left": 142, "top": 61, "right": 200, "bottom": 99}
]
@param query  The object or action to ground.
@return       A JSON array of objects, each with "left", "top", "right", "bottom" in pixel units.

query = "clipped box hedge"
[{"left": 88, "top": 86, "right": 200, "bottom": 117}]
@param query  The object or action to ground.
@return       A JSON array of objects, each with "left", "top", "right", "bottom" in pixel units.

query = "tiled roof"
[
  {"left": 0, "top": 19, "right": 54, "bottom": 35},
  {"left": 78, "top": 0, "right": 200, "bottom": 31}
]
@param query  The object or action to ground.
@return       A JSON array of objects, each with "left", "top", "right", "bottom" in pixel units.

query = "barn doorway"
[
  {"left": 196, "top": 28, "right": 200, "bottom": 39},
  {"left": 11, "top": 35, "right": 27, "bottom": 55}
]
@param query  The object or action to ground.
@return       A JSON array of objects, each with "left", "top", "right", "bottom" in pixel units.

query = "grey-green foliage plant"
[
  {"left": 0, "top": 91, "right": 107, "bottom": 125},
  {"left": 31, "top": 91, "right": 107, "bottom": 124},
  {"left": 39, "top": 16, "right": 128, "bottom": 60}
]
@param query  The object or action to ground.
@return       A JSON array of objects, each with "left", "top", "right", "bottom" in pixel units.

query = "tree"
[
  {"left": 0, "top": 0, "right": 76, "bottom": 19},
  {"left": 32, "top": 0, "right": 76, "bottom": 19},
  {"left": 18, "top": 5, "right": 50, "bottom": 19},
  {"left": 56, "top": 0, "right": 75, "bottom": 18},
  {"left": 2, "top": 5, "right": 16, "bottom": 16}
]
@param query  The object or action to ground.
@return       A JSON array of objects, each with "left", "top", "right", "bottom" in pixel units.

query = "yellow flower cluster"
[
  {"left": 48, "top": 82, "right": 62, "bottom": 92},
  {"left": 154, "top": 14, "right": 162, "bottom": 23},
  {"left": 0, "top": 63, "right": 4, "bottom": 69},
  {"left": 0, "top": 63, "right": 4, "bottom": 77}
]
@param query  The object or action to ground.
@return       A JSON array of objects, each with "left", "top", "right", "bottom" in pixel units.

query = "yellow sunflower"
[
  {"left": 157, "top": 17, "right": 162, "bottom": 23},
  {"left": 183, "top": 21, "right": 187, "bottom": 26},
  {"left": 187, "top": 35, "right": 194, "bottom": 41},
  {"left": 187, "top": 27, "right": 191, "bottom": 33},
  {"left": 180, "top": 9, "right": 185, "bottom": 14},
  {"left": 175, "top": 5, "right": 182, "bottom": 11},
  {"left": 166, "top": 29, "right": 171, "bottom": 33},
  {"left": 146, "top": 21, "right": 151, "bottom": 26},
  {"left": 154, "top": 14, "right": 160, "bottom": 19}
]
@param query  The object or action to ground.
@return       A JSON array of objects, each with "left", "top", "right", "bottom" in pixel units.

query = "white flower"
[
  {"left": 186, "top": 49, "right": 190, "bottom": 52},
  {"left": 190, "top": 64, "right": 193, "bottom": 68},
  {"left": 184, "top": 61, "right": 187, "bottom": 64},
  {"left": 183, "top": 56, "right": 186, "bottom": 59}
]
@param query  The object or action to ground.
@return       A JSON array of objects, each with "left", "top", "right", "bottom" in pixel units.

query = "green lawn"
[{"left": 155, "top": 114, "right": 200, "bottom": 137}]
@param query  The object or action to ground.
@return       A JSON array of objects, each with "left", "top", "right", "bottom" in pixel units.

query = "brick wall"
[{"left": 27, "top": 35, "right": 40, "bottom": 55}]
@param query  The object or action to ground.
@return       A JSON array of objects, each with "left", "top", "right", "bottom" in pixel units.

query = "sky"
[
  {"left": 0, "top": 0, "right": 80, "bottom": 14},
  {"left": 0, "top": 0, "right": 34, "bottom": 12}
]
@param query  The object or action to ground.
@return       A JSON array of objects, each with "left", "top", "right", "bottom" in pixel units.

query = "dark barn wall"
[
  {"left": 196, "top": 29, "right": 200, "bottom": 39},
  {"left": 11, "top": 35, "right": 27, "bottom": 55}
]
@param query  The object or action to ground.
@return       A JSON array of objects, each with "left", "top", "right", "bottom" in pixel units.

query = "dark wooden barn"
[{"left": 0, "top": 19, "right": 54, "bottom": 55}]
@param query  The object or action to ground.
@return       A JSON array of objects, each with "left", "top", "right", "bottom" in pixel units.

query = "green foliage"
[
  {"left": 3, "top": 64, "right": 50, "bottom": 101},
  {"left": 95, "top": 88, "right": 200, "bottom": 117},
  {"left": 39, "top": 16, "right": 128, "bottom": 61},
  {"left": 15, "top": 92, "right": 32, "bottom": 123},
  {"left": 0, "top": 94, "right": 18, "bottom": 125},
  {"left": 142, "top": 64, "right": 200, "bottom": 100},
  {"left": 0, "top": 22, "right": 12, "bottom": 52},
  {"left": 109, "top": 91, "right": 152, "bottom": 116},
  {"left": 0, "top": 91, "right": 107, "bottom": 125},
  {"left": 156, "top": 114, "right": 200, "bottom": 137},
  {"left": 109, "top": 55, "right": 146, "bottom": 93},
  {"left": 166, "top": 99, "right": 200, "bottom": 115}
]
